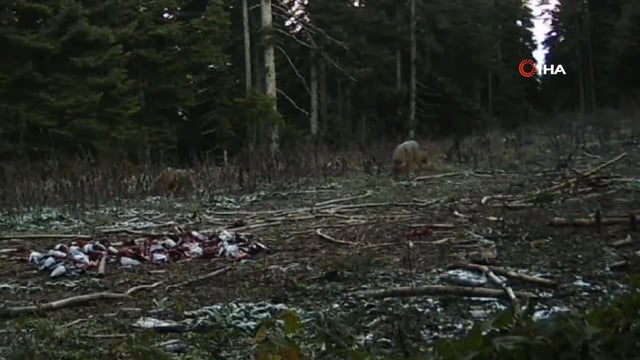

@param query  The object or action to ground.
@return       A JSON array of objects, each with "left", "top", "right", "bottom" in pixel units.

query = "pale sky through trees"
[
  {"left": 286, "top": 0, "right": 555, "bottom": 66},
  {"left": 529, "top": 0, "right": 558, "bottom": 65}
]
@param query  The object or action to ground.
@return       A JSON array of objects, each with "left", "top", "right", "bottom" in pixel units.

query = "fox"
[
  {"left": 391, "top": 140, "right": 430, "bottom": 178},
  {"left": 151, "top": 167, "right": 196, "bottom": 196}
]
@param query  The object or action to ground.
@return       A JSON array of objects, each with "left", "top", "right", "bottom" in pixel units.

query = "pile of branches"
[{"left": 480, "top": 152, "right": 634, "bottom": 209}]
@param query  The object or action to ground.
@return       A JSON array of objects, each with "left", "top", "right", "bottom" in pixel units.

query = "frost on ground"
[{"left": 0, "top": 146, "right": 639, "bottom": 358}]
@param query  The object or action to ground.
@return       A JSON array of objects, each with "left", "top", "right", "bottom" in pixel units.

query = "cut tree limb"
[
  {"left": 482, "top": 152, "right": 628, "bottom": 207},
  {"left": 348, "top": 285, "right": 537, "bottom": 300},
  {"left": 325, "top": 200, "right": 439, "bottom": 213},
  {"left": 362, "top": 237, "right": 453, "bottom": 249},
  {"left": 314, "top": 190, "right": 372, "bottom": 207},
  {"left": 448, "top": 263, "right": 557, "bottom": 287},
  {"left": 98, "top": 221, "right": 191, "bottom": 235},
  {"left": 98, "top": 255, "right": 107, "bottom": 276},
  {"left": 414, "top": 171, "right": 467, "bottom": 181},
  {"left": 228, "top": 221, "right": 283, "bottom": 232},
  {"left": 316, "top": 229, "right": 357, "bottom": 246},
  {"left": 549, "top": 215, "right": 637, "bottom": 227},
  {"left": 471, "top": 264, "right": 522, "bottom": 321},
  {"left": 608, "top": 260, "right": 628, "bottom": 271},
  {"left": 0, "top": 281, "right": 164, "bottom": 319},
  {"left": 525, "top": 152, "right": 627, "bottom": 200},
  {"left": 165, "top": 266, "right": 231, "bottom": 291},
  {"left": 611, "top": 235, "right": 634, "bottom": 248},
  {"left": 415, "top": 171, "right": 502, "bottom": 182},
  {"left": 0, "top": 233, "right": 92, "bottom": 241},
  {"left": 409, "top": 223, "right": 455, "bottom": 229}
]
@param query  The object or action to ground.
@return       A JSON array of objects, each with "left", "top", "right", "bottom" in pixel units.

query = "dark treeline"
[{"left": 0, "top": 0, "right": 638, "bottom": 165}]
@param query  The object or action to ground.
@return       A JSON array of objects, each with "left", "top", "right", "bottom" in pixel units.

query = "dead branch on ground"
[
  {"left": 98, "top": 255, "right": 107, "bottom": 276},
  {"left": 0, "top": 281, "right": 164, "bottom": 319},
  {"left": 409, "top": 223, "right": 455, "bottom": 229},
  {"left": 348, "top": 285, "right": 537, "bottom": 300},
  {"left": 414, "top": 171, "right": 467, "bottom": 181},
  {"left": 414, "top": 171, "right": 505, "bottom": 182},
  {"left": 549, "top": 213, "right": 638, "bottom": 227},
  {"left": 0, "top": 233, "right": 92, "bottom": 241},
  {"left": 448, "top": 263, "right": 557, "bottom": 287},
  {"left": 314, "top": 190, "right": 372, "bottom": 207},
  {"left": 99, "top": 221, "right": 193, "bottom": 235},
  {"left": 316, "top": 229, "right": 357, "bottom": 246},
  {"left": 481, "top": 152, "right": 628, "bottom": 208},
  {"left": 473, "top": 264, "right": 522, "bottom": 321},
  {"left": 362, "top": 237, "right": 452, "bottom": 249},
  {"left": 612, "top": 235, "right": 634, "bottom": 248},
  {"left": 165, "top": 266, "right": 231, "bottom": 291}
]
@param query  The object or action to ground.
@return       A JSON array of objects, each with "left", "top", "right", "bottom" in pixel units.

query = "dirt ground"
[{"left": 1, "top": 139, "right": 639, "bottom": 358}]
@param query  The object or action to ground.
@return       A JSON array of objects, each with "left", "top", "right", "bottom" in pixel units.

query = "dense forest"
[{"left": 0, "top": 0, "right": 638, "bottom": 165}]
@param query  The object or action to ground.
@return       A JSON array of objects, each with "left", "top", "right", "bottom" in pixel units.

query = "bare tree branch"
[
  {"left": 274, "top": 28, "right": 315, "bottom": 49},
  {"left": 277, "top": 88, "right": 309, "bottom": 116},
  {"left": 276, "top": 45, "right": 310, "bottom": 95},
  {"left": 321, "top": 54, "right": 357, "bottom": 82}
]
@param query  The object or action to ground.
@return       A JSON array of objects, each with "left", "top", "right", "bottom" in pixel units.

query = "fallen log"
[
  {"left": 447, "top": 263, "right": 557, "bottom": 287},
  {"left": 0, "top": 233, "right": 92, "bottom": 241},
  {"left": 549, "top": 214, "right": 637, "bottom": 227},
  {"left": 0, "top": 281, "right": 163, "bottom": 319},
  {"left": 348, "top": 285, "right": 538, "bottom": 300}
]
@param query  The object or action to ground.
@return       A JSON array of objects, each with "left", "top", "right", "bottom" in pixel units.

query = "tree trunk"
[
  {"left": 261, "top": 0, "right": 279, "bottom": 157},
  {"left": 309, "top": 53, "right": 319, "bottom": 137},
  {"left": 252, "top": 38, "right": 263, "bottom": 93},
  {"left": 408, "top": 0, "right": 417, "bottom": 139},
  {"left": 576, "top": 3, "right": 586, "bottom": 119},
  {"left": 337, "top": 79, "right": 343, "bottom": 130},
  {"left": 578, "top": 47, "right": 586, "bottom": 119},
  {"left": 584, "top": 0, "right": 596, "bottom": 113},
  {"left": 395, "top": 0, "right": 402, "bottom": 91},
  {"left": 474, "top": 80, "right": 481, "bottom": 105},
  {"left": 319, "top": 59, "right": 328, "bottom": 138},
  {"left": 242, "top": 0, "right": 256, "bottom": 155},
  {"left": 344, "top": 85, "right": 352, "bottom": 148},
  {"left": 487, "top": 72, "right": 493, "bottom": 118},
  {"left": 251, "top": 47, "right": 263, "bottom": 148},
  {"left": 359, "top": 113, "right": 366, "bottom": 146},
  {"left": 396, "top": 51, "right": 402, "bottom": 91},
  {"left": 242, "top": 0, "right": 252, "bottom": 95}
]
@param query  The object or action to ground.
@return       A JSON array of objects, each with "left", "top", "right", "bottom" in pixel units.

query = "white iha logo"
[{"left": 518, "top": 59, "right": 566, "bottom": 78}]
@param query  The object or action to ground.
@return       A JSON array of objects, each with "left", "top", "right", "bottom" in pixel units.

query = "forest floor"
[{"left": 1, "top": 139, "right": 639, "bottom": 358}]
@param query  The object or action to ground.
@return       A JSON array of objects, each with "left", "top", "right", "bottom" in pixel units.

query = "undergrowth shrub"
[
  {"left": 253, "top": 278, "right": 640, "bottom": 360},
  {"left": 4, "top": 282, "right": 639, "bottom": 359}
]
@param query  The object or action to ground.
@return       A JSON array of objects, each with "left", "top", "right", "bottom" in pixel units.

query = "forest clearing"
[
  {"left": 1, "top": 124, "right": 639, "bottom": 359},
  {"left": 2, "top": 0, "right": 640, "bottom": 357}
]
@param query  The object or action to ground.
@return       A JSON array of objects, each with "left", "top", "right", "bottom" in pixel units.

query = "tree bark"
[
  {"left": 261, "top": 0, "right": 279, "bottom": 156},
  {"left": 310, "top": 52, "right": 319, "bottom": 137},
  {"left": 577, "top": 44, "right": 586, "bottom": 119},
  {"left": 396, "top": 49, "right": 402, "bottom": 91},
  {"left": 319, "top": 59, "right": 328, "bottom": 137},
  {"left": 584, "top": 0, "right": 596, "bottom": 113},
  {"left": 408, "top": 0, "right": 417, "bottom": 139},
  {"left": 337, "top": 78, "right": 343, "bottom": 130},
  {"left": 344, "top": 84, "right": 352, "bottom": 147},
  {"left": 359, "top": 113, "right": 366, "bottom": 146},
  {"left": 242, "top": 0, "right": 252, "bottom": 95},
  {"left": 576, "top": 3, "right": 586, "bottom": 119},
  {"left": 395, "top": 0, "right": 402, "bottom": 91},
  {"left": 487, "top": 72, "right": 493, "bottom": 118},
  {"left": 242, "top": 0, "right": 256, "bottom": 155}
]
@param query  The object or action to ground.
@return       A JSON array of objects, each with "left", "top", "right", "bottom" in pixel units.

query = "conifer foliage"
[{"left": 0, "top": 0, "right": 638, "bottom": 161}]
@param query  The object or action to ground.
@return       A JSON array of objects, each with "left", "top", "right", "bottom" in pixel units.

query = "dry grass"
[{"left": 2, "top": 109, "right": 639, "bottom": 215}]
